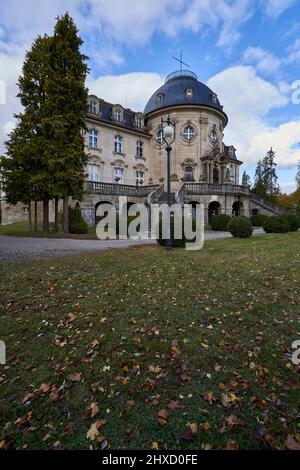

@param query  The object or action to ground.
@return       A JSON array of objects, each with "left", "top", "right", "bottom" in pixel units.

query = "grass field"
[
  {"left": 0, "top": 233, "right": 300, "bottom": 450},
  {"left": 0, "top": 221, "right": 97, "bottom": 238}
]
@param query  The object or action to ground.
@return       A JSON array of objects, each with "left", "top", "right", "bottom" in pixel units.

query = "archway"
[
  {"left": 232, "top": 200, "right": 244, "bottom": 217},
  {"left": 251, "top": 208, "right": 259, "bottom": 216},
  {"left": 208, "top": 201, "right": 221, "bottom": 223}
]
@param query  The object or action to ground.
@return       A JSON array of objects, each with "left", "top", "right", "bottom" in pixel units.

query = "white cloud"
[
  {"left": 207, "top": 65, "right": 300, "bottom": 168},
  {"left": 87, "top": 72, "right": 164, "bottom": 112},
  {"left": 264, "top": 0, "right": 296, "bottom": 18},
  {"left": 243, "top": 46, "right": 282, "bottom": 75},
  {"left": 286, "top": 39, "right": 300, "bottom": 64}
]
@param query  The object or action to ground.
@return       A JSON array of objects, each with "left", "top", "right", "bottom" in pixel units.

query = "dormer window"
[
  {"left": 88, "top": 100, "right": 97, "bottom": 114},
  {"left": 114, "top": 109, "right": 122, "bottom": 122},
  {"left": 212, "top": 93, "right": 218, "bottom": 104},
  {"left": 135, "top": 116, "right": 144, "bottom": 129},
  {"left": 157, "top": 93, "right": 164, "bottom": 103},
  {"left": 186, "top": 88, "right": 193, "bottom": 97}
]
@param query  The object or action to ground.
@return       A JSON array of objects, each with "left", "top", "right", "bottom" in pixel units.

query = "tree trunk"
[
  {"left": 63, "top": 193, "right": 69, "bottom": 233},
  {"left": 28, "top": 202, "right": 33, "bottom": 232},
  {"left": 43, "top": 195, "right": 49, "bottom": 232},
  {"left": 34, "top": 200, "right": 38, "bottom": 232},
  {"left": 54, "top": 197, "right": 59, "bottom": 232}
]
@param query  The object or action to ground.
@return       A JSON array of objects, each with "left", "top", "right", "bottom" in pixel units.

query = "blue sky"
[{"left": 0, "top": 0, "right": 300, "bottom": 192}]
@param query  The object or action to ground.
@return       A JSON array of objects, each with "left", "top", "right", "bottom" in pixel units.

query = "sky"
[{"left": 0, "top": 0, "right": 300, "bottom": 193}]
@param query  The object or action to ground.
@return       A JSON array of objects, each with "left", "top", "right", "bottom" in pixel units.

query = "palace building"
[
  {"left": 79, "top": 69, "right": 283, "bottom": 226},
  {"left": 1, "top": 69, "right": 284, "bottom": 226}
]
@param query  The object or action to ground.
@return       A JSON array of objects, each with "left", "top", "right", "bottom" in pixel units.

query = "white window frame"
[
  {"left": 155, "top": 129, "right": 163, "bottom": 145},
  {"left": 89, "top": 100, "right": 97, "bottom": 114},
  {"left": 89, "top": 129, "right": 98, "bottom": 148},
  {"left": 114, "top": 135, "right": 123, "bottom": 154},
  {"left": 87, "top": 164, "right": 100, "bottom": 182},
  {"left": 114, "top": 109, "right": 122, "bottom": 122},
  {"left": 114, "top": 167, "right": 124, "bottom": 184},
  {"left": 183, "top": 125, "right": 196, "bottom": 142},
  {"left": 135, "top": 116, "right": 143, "bottom": 129},
  {"left": 136, "top": 170, "right": 145, "bottom": 186}
]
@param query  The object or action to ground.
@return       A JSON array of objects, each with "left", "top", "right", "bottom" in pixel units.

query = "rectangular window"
[
  {"left": 114, "top": 167, "right": 124, "bottom": 184},
  {"left": 114, "top": 135, "right": 123, "bottom": 154},
  {"left": 136, "top": 141, "right": 143, "bottom": 158},
  {"left": 136, "top": 171, "right": 144, "bottom": 186},
  {"left": 114, "top": 109, "right": 122, "bottom": 122},
  {"left": 89, "top": 101, "right": 97, "bottom": 114},
  {"left": 87, "top": 164, "right": 100, "bottom": 182},
  {"left": 89, "top": 129, "right": 98, "bottom": 148}
]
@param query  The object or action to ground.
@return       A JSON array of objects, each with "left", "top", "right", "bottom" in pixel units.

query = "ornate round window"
[
  {"left": 183, "top": 125, "right": 196, "bottom": 142},
  {"left": 209, "top": 128, "right": 217, "bottom": 145},
  {"left": 155, "top": 129, "right": 163, "bottom": 145}
]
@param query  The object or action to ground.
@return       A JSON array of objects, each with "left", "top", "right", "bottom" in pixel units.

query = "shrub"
[
  {"left": 210, "top": 214, "right": 231, "bottom": 231},
  {"left": 250, "top": 214, "right": 269, "bottom": 227},
  {"left": 282, "top": 214, "right": 300, "bottom": 232},
  {"left": 263, "top": 216, "right": 290, "bottom": 233},
  {"left": 227, "top": 216, "right": 253, "bottom": 238},
  {"left": 157, "top": 215, "right": 196, "bottom": 248},
  {"left": 69, "top": 206, "right": 88, "bottom": 234}
]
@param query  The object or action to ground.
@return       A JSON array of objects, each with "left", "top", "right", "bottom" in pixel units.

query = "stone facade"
[{"left": 1, "top": 70, "right": 285, "bottom": 227}]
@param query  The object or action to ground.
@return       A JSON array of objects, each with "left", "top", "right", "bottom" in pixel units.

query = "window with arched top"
[
  {"left": 183, "top": 125, "right": 196, "bottom": 142},
  {"left": 157, "top": 93, "right": 164, "bottom": 103}
]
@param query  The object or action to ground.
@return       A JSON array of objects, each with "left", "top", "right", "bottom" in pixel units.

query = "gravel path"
[{"left": 0, "top": 229, "right": 265, "bottom": 264}]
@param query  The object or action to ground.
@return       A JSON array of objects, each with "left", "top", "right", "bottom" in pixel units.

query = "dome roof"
[{"left": 144, "top": 70, "right": 227, "bottom": 123}]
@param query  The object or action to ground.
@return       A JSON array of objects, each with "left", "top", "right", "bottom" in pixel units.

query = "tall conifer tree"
[{"left": 45, "top": 13, "right": 89, "bottom": 233}]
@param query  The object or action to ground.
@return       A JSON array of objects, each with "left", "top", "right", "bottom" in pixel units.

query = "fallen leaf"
[{"left": 67, "top": 373, "right": 82, "bottom": 383}]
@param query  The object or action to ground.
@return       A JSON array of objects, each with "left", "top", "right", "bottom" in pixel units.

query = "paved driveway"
[{"left": 0, "top": 229, "right": 265, "bottom": 264}]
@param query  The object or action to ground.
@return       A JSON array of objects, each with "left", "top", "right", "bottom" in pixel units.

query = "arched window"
[
  {"left": 114, "top": 135, "right": 123, "bottom": 153},
  {"left": 183, "top": 125, "right": 196, "bottom": 142},
  {"left": 157, "top": 93, "right": 164, "bottom": 103},
  {"left": 89, "top": 129, "right": 98, "bottom": 148},
  {"left": 184, "top": 165, "right": 194, "bottom": 182},
  {"left": 209, "top": 128, "right": 217, "bottom": 145},
  {"left": 136, "top": 141, "right": 143, "bottom": 158},
  {"left": 114, "top": 109, "right": 122, "bottom": 122}
]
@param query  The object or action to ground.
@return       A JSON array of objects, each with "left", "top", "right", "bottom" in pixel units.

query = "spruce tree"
[
  {"left": 45, "top": 13, "right": 89, "bottom": 233},
  {"left": 252, "top": 149, "right": 281, "bottom": 202},
  {"left": 1, "top": 35, "right": 52, "bottom": 232}
]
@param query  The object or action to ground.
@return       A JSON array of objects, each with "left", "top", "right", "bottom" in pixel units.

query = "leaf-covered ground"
[{"left": 0, "top": 233, "right": 300, "bottom": 450}]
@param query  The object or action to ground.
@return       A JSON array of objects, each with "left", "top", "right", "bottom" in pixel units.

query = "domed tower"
[{"left": 144, "top": 70, "right": 241, "bottom": 190}]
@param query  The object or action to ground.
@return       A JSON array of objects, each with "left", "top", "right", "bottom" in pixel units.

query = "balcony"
[
  {"left": 85, "top": 181, "right": 159, "bottom": 197},
  {"left": 184, "top": 183, "right": 250, "bottom": 196}
]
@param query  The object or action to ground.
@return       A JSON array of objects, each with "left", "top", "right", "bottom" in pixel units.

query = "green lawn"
[
  {"left": 0, "top": 233, "right": 300, "bottom": 450},
  {"left": 0, "top": 221, "right": 96, "bottom": 238}
]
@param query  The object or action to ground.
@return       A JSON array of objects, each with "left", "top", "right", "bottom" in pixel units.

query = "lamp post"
[{"left": 161, "top": 116, "right": 176, "bottom": 250}]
